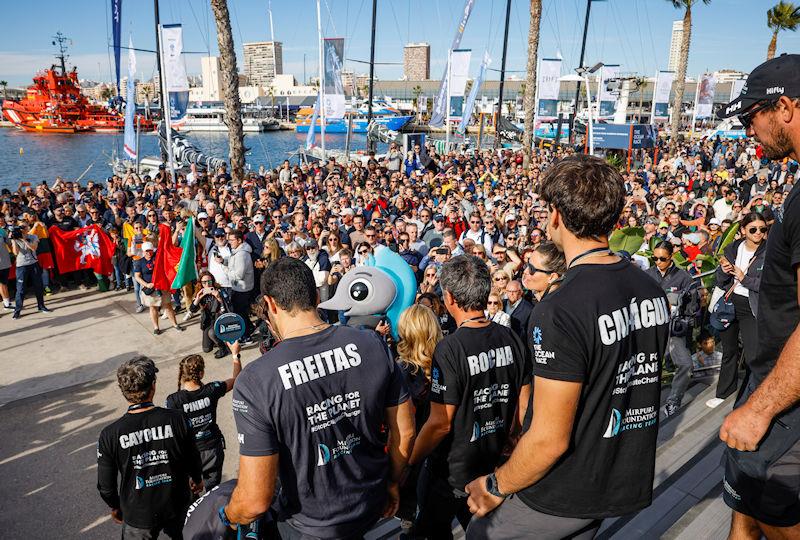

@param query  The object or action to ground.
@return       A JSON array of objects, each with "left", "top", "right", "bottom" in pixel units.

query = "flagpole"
[
  {"left": 690, "top": 73, "right": 700, "bottom": 140},
  {"left": 157, "top": 24, "right": 177, "bottom": 182},
  {"left": 650, "top": 71, "right": 658, "bottom": 123},
  {"left": 316, "top": 0, "right": 326, "bottom": 159},
  {"left": 446, "top": 49, "right": 452, "bottom": 151}
]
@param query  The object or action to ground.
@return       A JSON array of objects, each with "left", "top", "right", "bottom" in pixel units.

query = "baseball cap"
[
  {"left": 197, "top": 211, "right": 209, "bottom": 219},
  {"left": 684, "top": 232, "right": 701, "bottom": 245},
  {"left": 142, "top": 242, "right": 155, "bottom": 251},
  {"left": 719, "top": 54, "right": 800, "bottom": 118},
  {"left": 658, "top": 221, "right": 669, "bottom": 229},
  {"left": 504, "top": 213, "right": 517, "bottom": 222},
  {"left": 709, "top": 218, "right": 722, "bottom": 226},
  {"left": 253, "top": 214, "right": 265, "bottom": 223},
  {"left": 433, "top": 213, "right": 445, "bottom": 222},
  {"left": 212, "top": 228, "right": 226, "bottom": 237}
]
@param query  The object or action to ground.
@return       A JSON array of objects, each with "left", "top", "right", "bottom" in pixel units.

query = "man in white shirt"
[
  {"left": 459, "top": 212, "right": 493, "bottom": 252},
  {"left": 713, "top": 189, "right": 738, "bottom": 222}
]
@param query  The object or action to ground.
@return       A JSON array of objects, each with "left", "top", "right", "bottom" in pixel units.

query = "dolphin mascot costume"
[{"left": 318, "top": 248, "right": 417, "bottom": 339}]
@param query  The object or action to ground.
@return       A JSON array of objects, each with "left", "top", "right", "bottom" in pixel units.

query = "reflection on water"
[{"left": 0, "top": 129, "right": 375, "bottom": 189}]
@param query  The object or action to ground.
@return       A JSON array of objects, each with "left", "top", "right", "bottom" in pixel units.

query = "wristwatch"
[
  {"left": 485, "top": 472, "right": 508, "bottom": 498},
  {"left": 233, "top": 353, "right": 241, "bottom": 362}
]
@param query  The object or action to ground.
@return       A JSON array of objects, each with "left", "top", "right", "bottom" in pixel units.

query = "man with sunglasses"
[{"left": 716, "top": 54, "right": 800, "bottom": 538}]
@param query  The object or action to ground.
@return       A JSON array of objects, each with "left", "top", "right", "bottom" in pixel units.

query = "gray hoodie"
[{"left": 221, "top": 242, "right": 254, "bottom": 293}]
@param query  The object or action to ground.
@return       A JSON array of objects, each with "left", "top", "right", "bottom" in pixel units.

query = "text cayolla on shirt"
[
  {"left": 429, "top": 322, "right": 531, "bottom": 490},
  {"left": 232, "top": 325, "right": 409, "bottom": 538},
  {"left": 522, "top": 259, "right": 669, "bottom": 518},
  {"left": 97, "top": 408, "right": 203, "bottom": 529},
  {"left": 166, "top": 381, "right": 227, "bottom": 450}
]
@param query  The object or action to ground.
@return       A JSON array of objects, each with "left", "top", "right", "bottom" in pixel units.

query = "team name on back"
[
  {"left": 467, "top": 346, "right": 514, "bottom": 377},
  {"left": 278, "top": 343, "right": 362, "bottom": 390},
  {"left": 598, "top": 296, "right": 669, "bottom": 346},
  {"left": 119, "top": 424, "right": 174, "bottom": 449},
  {"left": 183, "top": 397, "right": 211, "bottom": 413}
]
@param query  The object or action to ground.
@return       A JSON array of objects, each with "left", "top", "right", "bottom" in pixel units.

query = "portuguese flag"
[
  {"left": 172, "top": 217, "right": 197, "bottom": 289},
  {"left": 153, "top": 220, "right": 197, "bottom": 291}
]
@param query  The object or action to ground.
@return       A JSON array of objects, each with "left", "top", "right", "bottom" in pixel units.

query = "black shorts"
[
  {"left": 0, "top": 267, "right": 8, "bottom": 285},
  {"left": 723, "top": 381, "right": 800, "bottom": 527}
]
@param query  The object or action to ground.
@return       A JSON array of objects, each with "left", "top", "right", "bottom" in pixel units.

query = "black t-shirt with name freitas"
[
  {"left": 166, "top": 382, "right": 227, "bottom": 451},
  {"left": 97, "top": 407, "right": 203, "bottom": 529},
  {"left": 233, "top": 325, "right": 409, "bottom": 538},
  {"left": 429, "top": 321, "right": 531, "bottom": 490},
  {"left": 519, "top": 259, "right": 669, "bottom": 519}
]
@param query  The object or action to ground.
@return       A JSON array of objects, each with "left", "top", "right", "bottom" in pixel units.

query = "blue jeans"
[
  {"left": 134, "top": 279, "right": 142, "bottom": 308},
  {"left": 15, "top": 263, "right": 45, "bottom": 313},
  {"left": 112, "top": 264, "right": 126, "bottom": 288}
]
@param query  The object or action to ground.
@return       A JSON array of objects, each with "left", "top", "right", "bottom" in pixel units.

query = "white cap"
[
  {"left": 197, "top": 212, "right": 209, "bottom": 219},
  {"left": 142, "top": 242, "right": 155, "bottom": 252}
]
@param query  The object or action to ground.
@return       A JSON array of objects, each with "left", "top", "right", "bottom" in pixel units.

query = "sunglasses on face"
[
  {"left": 653, "top": 256, "right": 671, "bottom": 262},
  {"left": 487, "top": 300, "right": 501, "bottom": 305},
  {"left": 358, "top": 250, "right": 369, "bottom": 255},
  {"left": 747, "top": 226, "right": 767, "bottom": 234},
  {"left": 493, "top": 276, "right": 508, "bottom": 282},
  {"left": 527, "top": 263, "right": 549, "bottom": 274},
  {"left": 739, "top": 100, "right": 777, "bottom": 129},
  {"left": 201, "top": 280, "right": 214, "bottom": 284}
]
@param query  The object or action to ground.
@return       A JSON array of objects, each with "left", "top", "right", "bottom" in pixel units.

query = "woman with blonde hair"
[
  {"left": 165, "top": 353, "right": 241, "bottom": 490},
  {"left": 395, "top": 303, "right": 442, "bottom": 525}
]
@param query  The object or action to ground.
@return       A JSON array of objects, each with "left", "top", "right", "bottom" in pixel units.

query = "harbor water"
[{"left": 0, "top": 128, "right": 379, "bottom": 189}]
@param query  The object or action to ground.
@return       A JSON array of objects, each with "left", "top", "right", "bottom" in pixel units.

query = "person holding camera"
[
  {"left": 133, "top": 242, "right": 183, "bottom": 335},
  {"left": 646, "top": 241, "right": 697, "bottom": 417},
  {"left": 189, "top": 271, "right": 240, "bottom": 359},
  {"left": 10, "top": 222, "right": 51, "bottom": 319}
]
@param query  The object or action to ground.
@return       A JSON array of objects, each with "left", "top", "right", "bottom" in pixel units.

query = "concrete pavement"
[{"left": 0, "top": 288, "right": 261, "bottom": 538}]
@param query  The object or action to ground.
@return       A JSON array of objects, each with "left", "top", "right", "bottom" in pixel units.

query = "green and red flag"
[{"left": 172, "top": 217, "right": 197, "bottom": 289}]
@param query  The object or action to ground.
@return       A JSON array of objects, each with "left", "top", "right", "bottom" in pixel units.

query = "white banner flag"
[
  {"left": 651, "top": 71, "right": 674, "bottom": 120},
  {"left": 323, "top": 38, "right": 346, "bottom": 119},
  {"left": 696, "top": 74, "right": 716, "bottom": 119},
  {"left": 535, "top": 58, "right": 561, "bottom": 119},
  {"left": 123, "top": 36, "right": 137, "bottom": 159},
  {"left": 449, "top": 49, "right": 472, "bottom": 97},
  {"left": 161, "top": 24, "right": 189, "bottom": 92},
  {"left": 598, "top": 64, "right": 619, "bottom": 118}
]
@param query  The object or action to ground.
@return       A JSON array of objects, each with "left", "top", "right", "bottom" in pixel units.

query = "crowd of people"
[{"left": 5, "top": 55, "right": 800, "bottom": 540}]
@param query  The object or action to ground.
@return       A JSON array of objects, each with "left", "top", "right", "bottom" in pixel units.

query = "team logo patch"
[
  {"left": 603, "top": 408, "right": 622, "bottom": 439},
  {"left": 532, "top": 326, "right": 543, "bottom": 345}
]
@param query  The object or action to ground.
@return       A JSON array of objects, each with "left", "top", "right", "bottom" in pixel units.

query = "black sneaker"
[
  {"left": 153, "top": 328, "right": 162, "bottom": 335},
  {"left": 12, "top": 311, "right": 21, "bottom": 320},
  {"left": 38, "top": 307, "right": 53, "bottom": 314},
  {"left": 663, "top": 401, "right": 679, "bottom": 418},
  {"left": 175, "top": 325, "right": 185, "bottom": 332},
  {"left": 214, "top": 348, "right": 229, "bottom": 359}
]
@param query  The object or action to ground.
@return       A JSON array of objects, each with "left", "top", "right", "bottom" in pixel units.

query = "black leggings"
[
  {"left": 202, "top": 326, "right": 222, "bottom": 353},
  {"left": 717, "top": 294, "right": 758, "bottom": 399}
]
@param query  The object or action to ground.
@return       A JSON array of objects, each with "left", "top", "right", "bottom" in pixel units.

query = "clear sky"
[{"left": 1, "top": 0, "right": 798, "bottom": 87}]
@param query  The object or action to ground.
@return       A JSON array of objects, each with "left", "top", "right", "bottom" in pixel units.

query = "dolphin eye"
[{"left": 349, "top": 279, "right": 372, "bottom": 302}]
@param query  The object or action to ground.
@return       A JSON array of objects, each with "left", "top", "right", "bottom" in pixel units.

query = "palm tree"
[
  {"left": 767, "top": 1, "right": 800, "bottom": 60},
  {"left": 522, "top": 0, "right": 542, "bottom": 167},
  {"left": 210, "top": 0, "right": 245, "bottom": 183},
  {"left": 668, "top": 0, "right": 711, "bottom": 150},
  {"left": 0, "top": 81, "right": 7, "bottom": 100}
]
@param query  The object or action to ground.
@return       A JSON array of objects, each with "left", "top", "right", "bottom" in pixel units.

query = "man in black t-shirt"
[
  {"left": 221, "top": 258, "right": 415, "bottom": 539},
  {"left": 408, "top": 255, "right": 531, "bottom": 539},
  {"left": 97, "top": 356, "right": 204, "bottom": 539},
  {"left": 465, "top": 155, "right": 669, "bottom": 539},
  {"left": 717, "top": 56, "right": 800, "bottom": 538}
]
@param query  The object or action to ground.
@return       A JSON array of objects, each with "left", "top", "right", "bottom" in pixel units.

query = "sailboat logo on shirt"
[
  {"left": 317, "top": 444, "right": 331, "bottom": 466},
  {"left": 470, "top": 422, "right": 481, "bottom": 442},
  {"left": 603, "top": 408, "right": 622, "bottom": 439}
]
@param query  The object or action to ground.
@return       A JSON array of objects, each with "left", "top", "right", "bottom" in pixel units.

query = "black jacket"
[
  {"left": 505, "top": 298, "right": 533, "bottom": 341},
  {"left": 97, "top": 407, "right": 202, "bottom": 529},
  {"left": 714, "top": 238, "right": 766, "bottom": 317}
]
